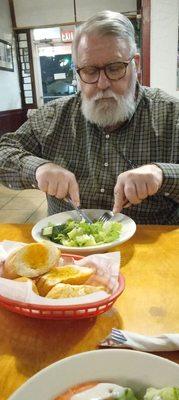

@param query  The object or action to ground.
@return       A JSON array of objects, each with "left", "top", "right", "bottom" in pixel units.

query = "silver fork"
[
  {"left": 98, "top": 211, "right": 126, "bottom": 223},
  {"left": 98, "top": 211, "right": 114, "bottom": 223},
  {"left": 64, "top": 196, "right": 93, "bottom": 224}
]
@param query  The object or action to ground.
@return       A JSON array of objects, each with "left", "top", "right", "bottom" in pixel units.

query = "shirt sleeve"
[
  {"left": 0, "top": 106, "right": 55, "bottom": 190},
  {"left": 154, "top": 163, "right": 179, "bottom": 202},
  {"left": 154, "top": 93, "right": 179, "bottom": 203}
]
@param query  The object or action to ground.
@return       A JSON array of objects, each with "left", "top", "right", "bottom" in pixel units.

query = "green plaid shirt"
[{"left": 0, "top": 84, "right": 179, "bottom": 224}]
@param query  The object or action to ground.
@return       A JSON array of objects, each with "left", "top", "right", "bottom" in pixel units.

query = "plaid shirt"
[{"left": 0, "top": 84, "right": 179, "bottom": 224}]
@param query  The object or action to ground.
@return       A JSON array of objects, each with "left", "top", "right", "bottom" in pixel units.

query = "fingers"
[
  {"left": 113, "top": 182, "right": 141, "bottom": 213},
  {"left": 55, "top": 181, "right": 68, "bottom": 199},
  {"left": 124, "top": 182, "right": 142, "bottom": 204},
  {"left": 123, "top": 201, "right": 132, "bottom": 208},
  {"left": 35, "top": 163, "right": 80, "bottom": 205},
  {"left": 47, "top": 181, "right": 58, "bottom": 196},
  {"left": 37, "top": 179, "right": 48, "bottom": 193},
  {"left": 135, "top": 181, "right": 148, "bottom": 200},
  {"left": 55, "top": 172, "right": 80, "bottom": 206},
  {"left": 68, "top": 175, "right": 80, "bottom": 207},
  {"left": 113, "top": 182, "right": 127, "bottom": 213},
  {"left": 146, "top": 179, "right": 160, "bottom": 196},
  {"left": 113, "top": 165, "right": 163, "bottom": 213}
]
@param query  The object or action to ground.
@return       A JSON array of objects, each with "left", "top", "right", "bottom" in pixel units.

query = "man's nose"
[{"left": 97, "top": 69, "right": 111, "bottom": 90}]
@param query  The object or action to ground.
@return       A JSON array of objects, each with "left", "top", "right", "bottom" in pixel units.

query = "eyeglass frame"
[{"left": 76, "top": 56, "right": 135, "bottom": 84}]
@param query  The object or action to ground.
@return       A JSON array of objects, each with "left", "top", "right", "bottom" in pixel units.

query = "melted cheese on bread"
[
  {"left": 37, "top": 265, "right": 93, "bottom": 296},
  {"left": 3, "top": 242, "right": 60, "bottom": 278},
  {"left": 46, "top": 283, "right": 104, "bottom": 299}
]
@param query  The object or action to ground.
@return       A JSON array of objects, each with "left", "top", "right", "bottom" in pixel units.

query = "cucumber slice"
[{"left": 42, "top": 226, "right": 53, "bottom": 237}]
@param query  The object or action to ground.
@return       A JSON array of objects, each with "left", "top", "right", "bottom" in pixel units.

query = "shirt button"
[
  {"left": 104, "top": 162, "right": 108, "bottom": 167},
  {"left": 100, "top": 188, "right": 105, "bottom": 193},
  {"left": 105, "top": 134, "right": 110, "bottom": 139},
  {"left": 164, "top": 192, "right": 169, "bottom": 196},
  {"left": 32, "top": 184, "right": 36, "bottom": 188}
]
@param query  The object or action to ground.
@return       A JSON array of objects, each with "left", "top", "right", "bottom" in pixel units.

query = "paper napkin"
[{"left": 100, "top": 328, "right": 179, "bottom": 352}]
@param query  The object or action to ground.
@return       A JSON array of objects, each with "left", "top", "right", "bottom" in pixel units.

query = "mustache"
[{"left": 92, "top": 90, "right": 118, "bottom": 101}]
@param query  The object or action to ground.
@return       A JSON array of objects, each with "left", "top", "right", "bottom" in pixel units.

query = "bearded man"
[{"left": 0, "top": 10, "right": 178, "bottom": 224}]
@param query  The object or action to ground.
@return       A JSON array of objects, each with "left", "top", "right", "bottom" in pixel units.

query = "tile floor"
[{"left": 0, "top": 184, "right": 47, "bottom": 224}]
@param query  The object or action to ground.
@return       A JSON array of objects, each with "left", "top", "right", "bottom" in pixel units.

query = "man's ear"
[
  {"left": 134, "top": 53, "right": 141, "bottom": 80},
  {"left": 134, "top": 53, "right": 140, "bottom": 72}
]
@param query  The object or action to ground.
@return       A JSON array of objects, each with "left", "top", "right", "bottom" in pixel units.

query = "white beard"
[{"left": 81, "top": 72, "right": 137, "bottom": 128}]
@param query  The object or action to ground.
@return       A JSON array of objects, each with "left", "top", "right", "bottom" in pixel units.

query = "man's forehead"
[
  {"left": 78, "top": 33, "right": 129, "bottom": 51},
  {"left": 77, "top": 34, "right": 130, "bottom": 65}
]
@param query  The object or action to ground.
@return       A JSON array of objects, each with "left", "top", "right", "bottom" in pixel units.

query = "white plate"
[
  {"left": 9, "top": 349, "right": 179, "bottom": 400},
  {"left": 32, "top": 209, "right": 136, "bottom": 254}
]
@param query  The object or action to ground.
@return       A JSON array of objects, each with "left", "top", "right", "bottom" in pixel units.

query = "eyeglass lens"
[{"left": 79, "top": 62, "right": 127, "bottom": 83}]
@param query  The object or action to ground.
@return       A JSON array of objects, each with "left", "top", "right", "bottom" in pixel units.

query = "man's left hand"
[{"left": 113, "top": 164, "right": 163, "bottom": 213}]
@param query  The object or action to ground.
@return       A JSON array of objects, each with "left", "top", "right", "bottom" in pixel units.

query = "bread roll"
[
  {"left": 14, "top": 277, "right": 39, "bottom": 294},
  {"left": 37, "top": 265, "right": 93, "bottom": 296},
  {"left": 46, "top": 283, "right": 104, "bottom": 299},
  {"left": 3, "top": 242, "right": 60, "bottom": 279}
]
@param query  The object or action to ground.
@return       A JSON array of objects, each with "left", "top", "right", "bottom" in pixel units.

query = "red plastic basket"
[{"left": 0, "top": 253, "right": 125, "bottom": 320}]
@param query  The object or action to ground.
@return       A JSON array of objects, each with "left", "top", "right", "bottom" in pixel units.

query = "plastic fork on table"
[
  {"left": 99, "top": 328, "right": 132, "bottom": 349},
  {"left": 64, "top": 196, "right": 93, "bottom": 224},
  {"left": 111, "top": 328, "right": 128, "bottom": 344}
]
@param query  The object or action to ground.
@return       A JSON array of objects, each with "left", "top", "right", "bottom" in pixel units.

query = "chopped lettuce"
[
  {"left": 116, "top": 387, "right": 138, "bottom": 399},
  {"left": 42, "top": 218, "right": 122, "bottom": 247},
  {"left": 144, "top": 387, "right": 179, "bottom": 400}
]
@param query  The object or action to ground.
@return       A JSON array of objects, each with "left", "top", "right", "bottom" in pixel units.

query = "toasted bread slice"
[
  {"left": 14, "top": 277, "right": 39, "bottom": 294},
  {"left": 3, "top": 242, "right": 60, "bottom": 279},
  {"left": 37, "top": 265, "right": 93, "bottom": 296},
  {"left": 46, "top": 282, "right": 104, "bottom": 299}
]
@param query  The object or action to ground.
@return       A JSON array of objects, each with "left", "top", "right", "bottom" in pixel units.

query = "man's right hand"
[{"left": 35, "top": 163, "right": 80, "bottom": 206}]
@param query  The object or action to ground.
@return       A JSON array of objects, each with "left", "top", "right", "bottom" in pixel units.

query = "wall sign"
[
  {"left": 61, "top": 30, "right": 74, "bottom": 43},
  {"left": 0, "top": 39, "right": 14, "bottom": 72}
]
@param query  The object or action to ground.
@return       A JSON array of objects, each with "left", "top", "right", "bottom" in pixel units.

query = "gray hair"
[{"left": 72, "top": 10, "right": 137, "bottom": 65}]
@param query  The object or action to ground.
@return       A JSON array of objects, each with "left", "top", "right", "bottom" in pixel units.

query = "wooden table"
[{"left": 0, "top": 224, "right": 179, "bottom": 399}]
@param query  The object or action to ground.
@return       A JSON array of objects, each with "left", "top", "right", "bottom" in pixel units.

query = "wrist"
[{"left": 151, "top": 164, "right": 163, "bottom": 188}]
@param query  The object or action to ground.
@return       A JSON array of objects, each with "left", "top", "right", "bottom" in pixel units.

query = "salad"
[
  {"left": 54, "top": 383, "right": 179, "bottom": 400},
  {"left": 42, "top": 218, "right": 122, "bottom": 247},
  {"left": 144, "top": 387, "right": 179, "bottom": 399}
]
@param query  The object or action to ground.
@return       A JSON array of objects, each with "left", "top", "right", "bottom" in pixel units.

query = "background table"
[{"left": 0, "top": 224, "right": 178, "bottom": 399}]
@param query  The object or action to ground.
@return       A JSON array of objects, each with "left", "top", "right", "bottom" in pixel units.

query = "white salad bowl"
[
  {"left": 31, "top": 209, "right": 136, "bottom": 254},
  {"left": 9, "top": 349, "right": 179, "bottom": 400}
]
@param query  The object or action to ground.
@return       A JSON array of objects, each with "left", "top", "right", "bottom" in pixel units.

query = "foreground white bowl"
[
  {"left": 9, "top": 349, "right": 179, "bottom": 400},
  {"left": 32, "top": 209, "right": 136, "bottom": 254}
]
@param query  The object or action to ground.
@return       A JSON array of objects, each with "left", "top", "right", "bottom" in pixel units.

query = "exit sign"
[{"left": 61, "top": 30, "right": 74, "bottom": 42}]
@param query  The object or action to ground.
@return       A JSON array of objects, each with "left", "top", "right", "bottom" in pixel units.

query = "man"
[{"left": 0, "top": 11, "right": 178, "bottom": 224}]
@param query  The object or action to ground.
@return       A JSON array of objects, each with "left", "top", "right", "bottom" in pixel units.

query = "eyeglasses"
[{"left": 76, "top": 56, "right": 134, "bottom": 84}]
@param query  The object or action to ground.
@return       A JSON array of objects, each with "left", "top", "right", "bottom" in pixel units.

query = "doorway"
[{"left": 32, "top": 27, "right": 76, "bottom": 106}]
